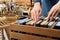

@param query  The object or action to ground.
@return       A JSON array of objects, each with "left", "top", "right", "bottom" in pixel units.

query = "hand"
[
  {"left": 31, "top": 2, "right": 42, "bottom": 22},
  {"left": 47, "top": 1, "right": 60, "bottom": 21}
]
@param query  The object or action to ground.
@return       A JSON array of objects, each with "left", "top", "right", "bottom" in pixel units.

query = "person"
[{"left": 31, "top": 0, "right": 60, "bottom": 22}]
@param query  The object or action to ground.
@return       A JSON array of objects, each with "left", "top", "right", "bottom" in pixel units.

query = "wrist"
[{"left": 34, "top": 2, "right": 41, "bottom": 6}]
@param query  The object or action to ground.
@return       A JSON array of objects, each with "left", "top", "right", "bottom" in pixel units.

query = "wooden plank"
[
  {"left": 10, "top": 24, "right": 60, "bottom": 38},
  {"left": 3, "top": 29, "right": 9, "bottom": 40},
  {"left": 10, "top": 32, "right": 55, "bottom": 40},
  {"left": 0, "top": 29, "right": 3, "bottom": 40},
  {"left": 13, "top": 0, "right": 31, "bottom": 3}
]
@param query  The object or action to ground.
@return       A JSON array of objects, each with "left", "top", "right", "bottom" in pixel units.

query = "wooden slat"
[
  {"left": 13, "top": 0, "right": 31, "bottom": 3},
  {"left": 10, "top": 24, "right": 60, "bottom": 38},
  {"left": 3, "top": 29, "right": 9, "bottom": 40},
  {"left": 10, "top": 32, "right": 55, "bottom": 40}
]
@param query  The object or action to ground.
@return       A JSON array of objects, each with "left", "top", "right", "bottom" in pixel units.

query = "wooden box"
[{"left": 9, "top": 24, "right": 60, "bottom": 40}]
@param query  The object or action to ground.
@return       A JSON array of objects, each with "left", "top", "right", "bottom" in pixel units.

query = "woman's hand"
[
  {"left": 47, "top": 1, "right": 60, "bottom": 21},
  {"left": 31, "top": 2, "right": 42, "bottom": 22}
]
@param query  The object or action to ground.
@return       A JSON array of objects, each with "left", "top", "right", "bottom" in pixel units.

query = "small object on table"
[
  {"left": 35, "top": 20, "right": 42, "bottom": 27},
  {"left": 26, "top": 20, "right": 36, "bottom": 26},
  {"left": 40, "top": 17, "right": 48, "bottom": 28},
  {"left": 48, "top": 21, "right": 56, "bottom": 28},
  {"left": 54, "top": 22, "right": 60, "bottom": 29},
  {"left": 16, "top": 18, "right": 29, "bottom": 25},
  {"left": 40, "top": 21, "right": 48, "bottom": 28}
]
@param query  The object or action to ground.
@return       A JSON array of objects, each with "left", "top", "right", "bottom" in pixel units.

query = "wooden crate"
[{"left": 9, "top": 24, "right": 60, "bottom": 40}]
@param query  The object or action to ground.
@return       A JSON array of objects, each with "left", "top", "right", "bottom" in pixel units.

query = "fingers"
[
  {"left": 54, "top": 10, "right": 59, "bottom": 18},
  {"left": 47, "top": 8, "right": 59, "bottom": 21},
  {"left": 47, "top": 6, "right": 59, "bottom": 21},
  {"left": 34, "top": 10, "right": 37, "bottom": 21},
  {"left": 48, "top": 7, "right": 54, "bottom": 19},
  {"left": 50, "top": 9, "right": 57, "bottom": 21},
  {"left": 31, "top": 9, "right": 37, "bottom": 21},
  {"left": 31, "top": 9, "right": 41, "bottom": 22},
  {"left": 35, "top": 10, "right": 40, "bottom": 21},
  {"left": 47, "top": 8, "right": 54, "bottom": 21},
  {"left": 31, "top": 10, "right": 33, "bottom": 19},
  {"left": 50, "top": 10, "right": 59, "bottom": 21},
  {"left": 31, "top": 10, "right": 35, "bottom": 20}
]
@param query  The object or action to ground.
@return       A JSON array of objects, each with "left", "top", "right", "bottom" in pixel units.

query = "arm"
[{"left": 31, "top": 0, "right": 42, "bottom": 21}]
